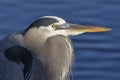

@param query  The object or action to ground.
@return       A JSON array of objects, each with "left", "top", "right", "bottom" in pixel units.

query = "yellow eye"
[{"left": 52, "top": 24, "right": 57, "bottom": 29}]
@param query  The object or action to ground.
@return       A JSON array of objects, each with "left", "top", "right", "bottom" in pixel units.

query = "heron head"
[{"left": 25, "top": 16, "right": 111, "bottom": 38}]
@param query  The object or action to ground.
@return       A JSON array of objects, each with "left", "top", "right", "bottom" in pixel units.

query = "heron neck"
[{"left": 33, "top": 36, "right": 73, "bottom": 80}]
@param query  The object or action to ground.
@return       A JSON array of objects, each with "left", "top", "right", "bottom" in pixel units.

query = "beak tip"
[
  {"left": 88, "top": 27, "right": 112, "bottom": 32},
  {"left": 102, "top": 27, "right": 112, "bottom": 32},
  {"left": 108, "top": 28, "right": 112, "bottom": 31}
]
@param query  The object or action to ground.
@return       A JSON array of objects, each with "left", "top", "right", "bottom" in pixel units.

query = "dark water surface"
[{"left": 0, "top": 0, "right": 120, "bottom": 80}]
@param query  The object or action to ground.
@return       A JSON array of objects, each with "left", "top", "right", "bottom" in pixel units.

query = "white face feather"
[{"left": 37, "top": 16, "right": 84, "bottom": 38}]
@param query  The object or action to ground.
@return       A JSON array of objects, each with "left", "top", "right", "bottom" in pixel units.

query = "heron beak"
[{"left": 57, "top": 24, "right": 112, "bottom": 35}]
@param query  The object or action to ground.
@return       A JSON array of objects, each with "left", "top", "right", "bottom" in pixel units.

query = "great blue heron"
[{"left": 0, "top": 16, "right": 111, "bottom": 80}]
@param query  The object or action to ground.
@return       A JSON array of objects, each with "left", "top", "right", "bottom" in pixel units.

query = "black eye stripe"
[{"left": 26, "top": 18, "right": 58, "bottom": 31}]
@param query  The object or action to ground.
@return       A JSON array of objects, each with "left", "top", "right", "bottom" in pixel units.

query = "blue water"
[{"left": 0, "top": 0, "right": 120, "bottom": 80}]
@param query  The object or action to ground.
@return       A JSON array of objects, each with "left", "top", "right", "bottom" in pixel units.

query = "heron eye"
[{"left": 52, "top": 24, "right": 57, "bottom": 29}]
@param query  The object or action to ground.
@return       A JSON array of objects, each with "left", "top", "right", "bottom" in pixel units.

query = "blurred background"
[{"left": 0, "top": 0, "right": 120, "bottom": 80}]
